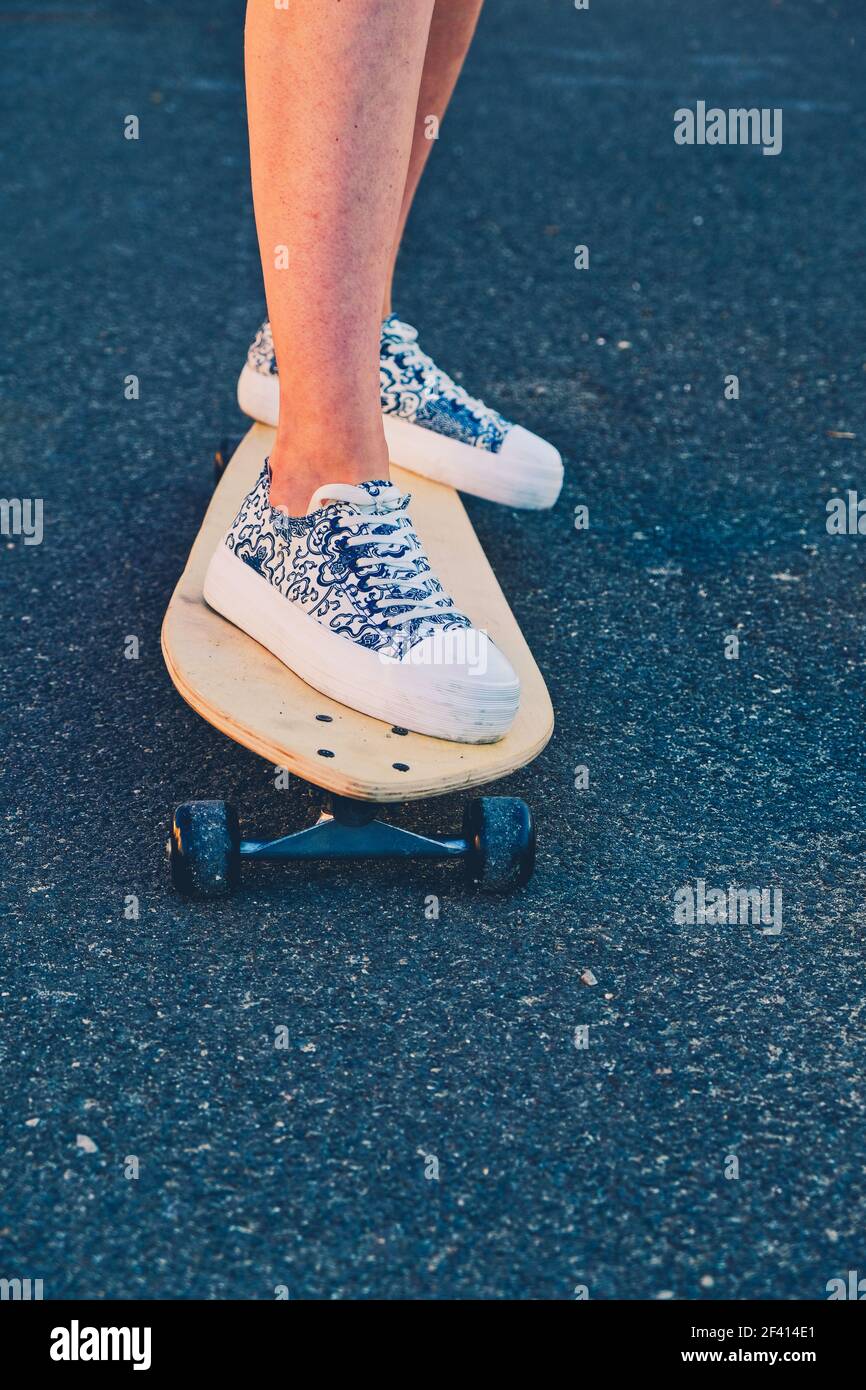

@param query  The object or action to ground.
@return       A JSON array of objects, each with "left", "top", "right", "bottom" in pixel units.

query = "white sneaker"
[
  {"left": 237, "top": 315, "right": 563, "bottom": 510},
  {"left": 203, "top": 464, "right": 520, "bottom": 743}
]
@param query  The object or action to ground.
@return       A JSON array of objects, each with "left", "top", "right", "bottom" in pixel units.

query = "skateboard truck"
[{"left": 169, "top": 793, "right": 535, "bottom": 899}]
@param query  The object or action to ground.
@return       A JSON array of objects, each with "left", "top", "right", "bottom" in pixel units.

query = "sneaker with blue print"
[
  {"left": 237, "top": 315, "right": 563, "bottom": 510},
  {"left": 203, "top": 464, "right": 520, "bottom": 742}
]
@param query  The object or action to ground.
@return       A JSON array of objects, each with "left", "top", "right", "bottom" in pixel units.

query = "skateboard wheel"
[
  {"left": 170, "top": 800, "right": 241, "bottom": 899},
  {"left": 463, "top": 796, "right": 536, "bottom": 892}
]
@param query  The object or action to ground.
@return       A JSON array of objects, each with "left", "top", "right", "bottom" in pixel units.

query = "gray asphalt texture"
[{"left": 2, "top": 0, "right": 865, "bottom": 1301}]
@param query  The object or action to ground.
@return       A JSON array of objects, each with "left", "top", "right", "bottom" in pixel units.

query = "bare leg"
[
  {"left": 383, "top": 0, "right": 485, "bottom": 318},
  {"left": 245, "top": 0, "right": 435, "bottom": 514}
]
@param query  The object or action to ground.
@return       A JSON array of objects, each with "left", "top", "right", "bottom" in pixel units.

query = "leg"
[
  {"left": 238, "top": 0, "right": 562, "bottom": 512},
  {"left": 245, "top": 0, "right": 435, "bottom": 514},
  {"left": 383, "top": 0, "right": 486, "bottom": 317},
  {"left": 204, "top": 0, "right": 522, "bottom": 745}
]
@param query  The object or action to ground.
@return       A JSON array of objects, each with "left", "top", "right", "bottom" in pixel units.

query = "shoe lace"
[
  {"left": 328, "top": 486, "right": 458, "bottom": 631},
  {"left": 383, "top": 319, "right": 502, "bottom": 428}
]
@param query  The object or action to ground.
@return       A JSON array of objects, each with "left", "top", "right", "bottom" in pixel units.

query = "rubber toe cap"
[
  {"left": 499, "top": 425, "right": 563, "bottom": 508},
  {"left": 406, "top": 629, "right": 520, "bottom": 741}
]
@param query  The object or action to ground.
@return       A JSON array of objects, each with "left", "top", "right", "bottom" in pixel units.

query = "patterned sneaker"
[
  {"left": 237, "top": 315, "right": 563, "bottom": 510},
  {"left": 203, "top": 464, "right": 520, "bottom": 742}
]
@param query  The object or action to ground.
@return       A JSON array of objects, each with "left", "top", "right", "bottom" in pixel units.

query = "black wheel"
[
  {"left": 170, "top": 800, "right": 241, "bottom": 899},
  {"left": 463, "top": 796, "right": 536, "bottom": 892}
]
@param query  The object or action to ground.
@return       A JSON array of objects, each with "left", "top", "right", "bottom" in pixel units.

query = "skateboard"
[{"left": 161, "top": 424, "right": 554, "bottom": 898}]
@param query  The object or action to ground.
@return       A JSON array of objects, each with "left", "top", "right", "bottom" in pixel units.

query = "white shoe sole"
[
  {"left": 237, "top": 362, "right": 563, "bottom": 510},
  {"left": 203, "top": 542, "right": 520, "bottom": 744}
]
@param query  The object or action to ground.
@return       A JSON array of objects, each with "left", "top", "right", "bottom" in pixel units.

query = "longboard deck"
[{"left": 162, "top": 424, "right": 554, "bottom": 803}]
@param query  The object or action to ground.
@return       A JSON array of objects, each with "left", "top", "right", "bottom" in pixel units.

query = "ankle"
[{"left": 267, "top": 436, "right": 391, "bottom": 517}]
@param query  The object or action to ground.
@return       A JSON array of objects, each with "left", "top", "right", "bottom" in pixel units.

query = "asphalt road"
[{"left": 2, "top": 0, "right": 865, "bottom": 1300}]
